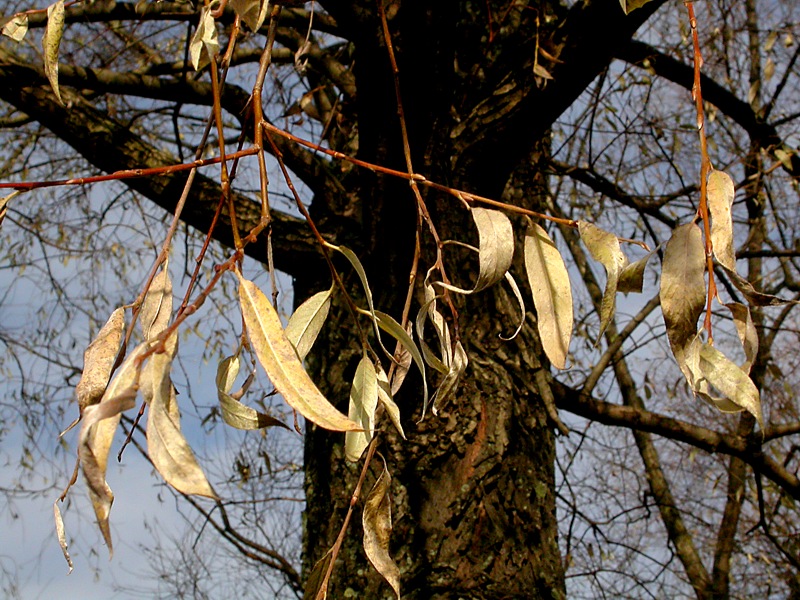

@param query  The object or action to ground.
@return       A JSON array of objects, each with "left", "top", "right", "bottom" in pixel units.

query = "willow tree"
[{"left": 0, "top": 0, "right": 799, "bottom": 598}]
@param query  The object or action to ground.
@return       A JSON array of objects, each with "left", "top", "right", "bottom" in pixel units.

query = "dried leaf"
[
  {"left": 724, "top": 302, "right": 758, "bottom": 374},
  {"left": 524, "top": 221, "right": 573, "bottom": 369},
  {"left": 438, "top": 208, "right": 514, "bottom": 294},
  {"left": 345, "top": 355, "right": 378, "bottom": 462},
  {"left": 660, "top": 223, "right": 705, "bottom": 368},
  {"left": 362, "top": 461, "right": 401, "bottom": 600},
  {"left": 415, "top": 287, "right": 450, "bottom": 375},
  {"left": 432, "top": 341, "right": 468, "bottom": 416},
  {"left": 2, "top": 14, "right": 28, "bottom": 42},
  {"left": 76, "top": 307, "right": 125, "bottom": 415},
  {"left": 619, "top": 0, "right": 654, "bottom": 14},
  {"left": 78, "top": 343, "right": 145, "bottom": 557},
  {"left": 189, "top": 6, "right": 219, "bottom": 71},
  {"left": 376, "top": 365, "right": 405, "bottom": 439},
  {"left": 146, "top": 334, "right": 215, "bottom": 497},
  {"left": 707, "top": 170, "right": 736, "bottom": 272},
  {"left": 499, "top": 272, "right": 526, "bottom": 341},
  {"left": 618, "top": 248, "right": 657, "bottom": 294},
  {"left": 774, "top": 147, "right": 795, "bottom": 171},
  {"left": 719, "top": 264, "right": 799, "bottom": 306},
  {"left": 230, "top": 0, "right": 270, "bottom": 32},
  {"left": 215, "top": 354, "right": 287, "bottom": 430},
  {"left": 285, "top": 287, "right": 332, "bottom": 361},
  {"left": 389, "top": 339, "right": 412, "bottom": 397},
  {"left": 140, "top": 265, "right": 173, "bottom": 341},
  {"left": 697, "top": 342, "right": 763, "bottom": 428},
  {"left": 43, "top": 0, "right": 66, "bottom": 106},
  {"left": 305, "top": 549, "right": 333, "bottom": 600},
  {"left": 578, "top": 221, "right": 627, "bottom": 341},
  {"left": 237, "top": 273, "right": 359, "bottom": 432},
  {"left": 53, "top": 502, "right": 73, "bottom": 574},
  {"left": 374, "top": 310, "right": 429, "bottom": 418}
]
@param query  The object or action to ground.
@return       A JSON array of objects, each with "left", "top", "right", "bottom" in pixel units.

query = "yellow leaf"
[
  {"left": 237, "top": 272, "right": 359, "bottom": 431},
  {"left": 140, "top": 264, "right": 173, "bottom": 342},
  {"left": 345, "top": 355, "right": 378, "bottom": 462},
  {"left": 43, "top": 0, "right": 65, "bottom": 106},
  {"left": 707, "top": 170, "right": 736, "bottom": 272},
  {"left": 75, "top": 307, "right": 125, "bottom": 414},
  {"left": 362, "top": 461, "right": 401, "bottom": 599}
]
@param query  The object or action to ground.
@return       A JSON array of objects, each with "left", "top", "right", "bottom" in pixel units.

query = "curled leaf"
[
  {"left": 499, "top": 272, "right": 525, "bottom": 341},
  {"left": 432, "top": 341, "right": 468, "bottom": 416},
  {"left": 697, "top": 342, "right": 763, "bottom": 428},
  {"left": 707, "top": 170, "right": 736, "bottom": 272},
  {"left": 216, "top": 354, "right": 289, "bottom": 430},
  {"left": 578, "top": 221, "right": 627, "bottom": 341},
  {"left": 345, "top": 355, "right": 378, "bottom": 462},
  {"left": 724, "top": 302, "right": 758, "bottom": 374},
  {"left": 376, "top": 365, "right": 405, "bottom": 439},
  {"left": 618, "top": 248, "right": 657, "bottom": 294},
  {"left": 2, "top": 14, "right": 28, "bottom": 42},
  {"left": 524, "top": 221, "right": 573, "bottom": 369},
  {"left": 53, "top": 502, "right": 73, "bottom": 574},
  {"left": 190, "top": 6, "right": 219, "bottom": 71},
  {"left": 362, "top": 461, "right": 401, "bottom": 600},
  {"left": 230, "top": 0, "right": 270, "bottom": 32},
  {"left": 660, "top": 223, "right": 705, "bottom": 369},
  {"left": 285, "top": 287, "right": 332, "bottom": 361},
  {"left": 43, "top": 0, "right": 66, "bottom": 106},
  {"left": 719, "top": 264, "right": 799, "bottom": 307},
  {"left": 619, "top": 0, "right": 655, "bottom": 14},
  {"left": 76, "top": 307, "right": 125, "bottom": 415},
  {"left": 140, "top": 264, "right": 173, "bottom": 341},
  {"left": 237, "top": 272, "right": 359, "bottom": 432}
]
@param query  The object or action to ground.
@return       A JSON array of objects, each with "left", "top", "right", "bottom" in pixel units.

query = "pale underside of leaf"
[
  {"left": 432, "top": 341, "right": 468, "bottom": 416},
  {"left": 146, "top": 336, "right": 215, "bottom": 497},
  {"left": 237, "top": 273, "right": 359, "bottom": 432},
  {"left": 216, "top": 354, "right": 288, "bottom": 430},
  {"left": 43, "top": 0, "right": 66, "bottom": 106},
  {"left": 660, "top": 223, "right": 706, "bottom": 369},
  {"left": 285, "top": 287, "right": 332, "bottom": 362},
  {"left": 524, "top": 221, "right": 573, "bottom": 369},
  {"left": 724, "top": 302, "right": 759, "bottom": 374},
  {"left": 376, "top": 365, "right": 405, "bottom": 439},
  {"left": 2, "top": 14, "right": 28, "bottom": 42},
  {"left": 53, "top": 502, "right": 73, "bottom": 573},
  {"left": 78, "top": 342, "right": 145, "bottom": 556},
  {"left": 707, "top": 170, "right": 736, "bottom": 272},
  {"left": 345, "top": 355, "right": 378, "bottom": 462},
  {"left": 696, "top": 341, "right": 763, "bottom": 428},
  {"left": 230, "top": 0, "right": 270, "bottom": 32},
  {"left": 362, "top": 461, "right": 401, "bottom": 600},
  {"left": 140, "top": 264, "right": 173, "bottom": 342},
  {"left": 190, "top": 6, "right": 220, "bottom": 71},
  {"left": 499, "top": 272, "right": 526, "bottom": 341},
  {"left": 578, "top": 221, "right": 627, "bottom": 342},
  {"left": 389, "top": 339, "right": 412, "bottom": 397},
  {"left": 76, "top": 307, "right": 125, "bottom": 414},
  {"left": 618, "top": 248, "right": 657, "bottom": 294}
]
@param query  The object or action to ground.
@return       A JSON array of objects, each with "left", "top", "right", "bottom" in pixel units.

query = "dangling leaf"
[
  {"left": 216, "top": 354, "right": 289, "bottom": 430},
  {"left": 499, "top": 272, "right": 526, "bottom": 341},
  {"left": 189, "top": 6, "right": 219, "bottom": 71},
  {"left": 619, "top": 0, "right": 655, "bottom": 14},
  {"left": 53, "top": 502, "right": 73, "bottom": 574},
  {"left": 415, "top": 279, "right": 451, "bottom": 375},
  {"left": 707, "top": 170, "right": 736, "bottom": 272},
  {"left": 660, "top": 223, "right": 705, "bottom": 368},
  {"left": 43, "top": 0, "right": 66, "bottom": 106},
  {"left": 437, "top": 207, "right": 514, "bottom": 294},
  {"left": 285, "top": 286, "right": 333, "bottom": 362},
  {"left": 524, "top": 221, "right": 573, "bottom": 369},
  {"left": 237, "top": 273, "right": 359, "bottom": 432},
  {"left": 145, "top": 334, "right": 215, "bottom": 497},
  {"left": 78, "top": 342, "right": 146, "bottom": 557},
  {"left": 724, "top": 302, "right": 759, "bottom": 374},
  {"left": 2, "top": 14, "right": 28, "bottom": 42},
  {"left": 719, "top": 264, "right": 799, "bottom": 306},
  {"left": 362, "top": 461, "right": 401, "bottom": 600},
  {"left": 76, "top": 307, "right": 125, "bottom": 415},
  {"left": 682, "top": 336, "right": 743, "bottom": 414},
  {"left": 230, "top": 0, "right": 270, "bottom": 32},
  {"left": 578, "top": 221, "right": 627, "bottom": 341},
  {"left": 432, "top": 341, "right": 468, "bottom": 416},
  {"left": 373, "top": 310, "right": 429, "bottom": 418},
  {"left": 305, "top": 548, "right": 333, "bottom": 600},
  {"left": 140, "top": 264, "right": 173, "bottom": 342},
  {"left": 345, "top": 355, "right": 379, "bottom": 462},
  {"left": 618, "top": 248, "right": 657, "bottom": 294},
  {"left": 697, "top": 342, "right": 763, "bottom": 428},
  {"left": 376, "top": 365, "right": 405, "bottom": 439}
]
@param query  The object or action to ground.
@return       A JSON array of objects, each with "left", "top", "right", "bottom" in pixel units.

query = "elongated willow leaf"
[
  {"left": 719, "top": 264, "right": 799, "bottom": 307},
  {"left": 373, "top": 310, "right": 429, "bottom": 418},
  {"left": 76, "top": 307, "right": 125, "bottom": 415},
  {"left": 660, "top": 223, "right": 705, "bottom": 370},
  {"left": 618, "top": 248, "right": 657, "bottom": 294},
  {"left": 285, "top": 286, "right": 332, "bottom": 361},
  {"left": 415, "top": 277, "right": 451, "bottom": 375},
  {"left": 437, "top": 207, "right": 514, "bottom": 294},
  {"left": 432, "top": 341, "right": 468, "bottom": 416},
  {"left": 53, "top": 502, "right": 72, "bottom": 573},
  {"left": 499, "top": 272, "right": 526, "bottom": 341},
  {"left": 376, "top": 365, "right": 405, "bottom": 439},
  {"left": 345, "top": 355, "right": 379, "bottom": 462},
  {"left": 724, "top": 302, "right": 758, "bottom": 374},
  {"left": 697, "top": 341, "right": 763, "bottom": 429},
  {"left": 140, "top": 264, "right": 173, "bottom": 342},
  {"left": 362, "top": 461, "right": 401, "bottom": 600},
  {"left": 578, "top": 221, "right": 627, "bottom": 342},
  {"left": 524, "top": 221, "right": 573, "bottom": 369},
  {"left": 230, "top": 0, "right": 270, "bottom": 32},
  {"left": 707, "top": 170, "right": 736, "bottom": 272},
  {"left": 190, "top": 6, "right": 219, "bottom": 71},
  {"left": 216, "top": 354, "right": 288, "bottom": 430},
  {"left": 78, "top": 342, "right": 146, "bottom": 557},
  {"left": 237, "top": 273, "right": 359, "bottom": 432},
  {"left": 43, "top": 0, "right": 65, "bottom": 105},
  {"left": 145, "top": 333, "right": 215, "bottom": 497}
]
